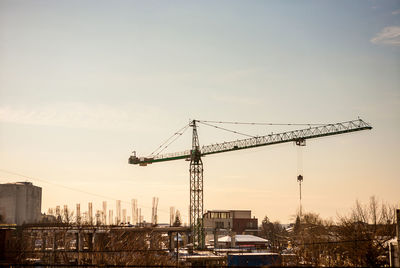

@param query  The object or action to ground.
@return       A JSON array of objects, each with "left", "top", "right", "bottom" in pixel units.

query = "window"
[
  {"left": 246, "top": 221, "right": 255, "bottom": 228},
  {"left": 215, "top": 221, "right": 224, "bottom": 229}
]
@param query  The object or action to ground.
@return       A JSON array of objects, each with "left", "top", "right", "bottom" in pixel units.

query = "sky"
[{"left": 0, "top": 0, "right": 399, "bottom": 224}]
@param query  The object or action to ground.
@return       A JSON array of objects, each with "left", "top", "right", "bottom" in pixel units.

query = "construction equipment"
[{"left": 128, "top": 119, "right": 372, "bottom": 249}]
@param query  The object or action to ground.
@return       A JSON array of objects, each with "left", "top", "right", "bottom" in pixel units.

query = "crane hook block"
[{"left": 297, "top": 175, "right": 303, "bottom": 182}]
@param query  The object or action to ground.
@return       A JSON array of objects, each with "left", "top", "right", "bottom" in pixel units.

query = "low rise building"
[{"left": 203, "top": 210, "right": 258, "bottom": 245}]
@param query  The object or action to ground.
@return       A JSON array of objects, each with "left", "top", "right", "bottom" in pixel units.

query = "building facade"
[
  {"left": 203, "top": 210, "right": 258, "bottom": 245},
  {"left": 0, "top": 182, "right": 42, "bottom": 225}
]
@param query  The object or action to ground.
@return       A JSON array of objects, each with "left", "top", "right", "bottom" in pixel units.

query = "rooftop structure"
[{"left": 203, "top": 210, "right": 258, "bottom": 246}]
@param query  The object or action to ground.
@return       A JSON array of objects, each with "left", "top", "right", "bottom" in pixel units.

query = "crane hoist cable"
[{"left": 297, "top": 143, "right": 304, "bottom": 218}]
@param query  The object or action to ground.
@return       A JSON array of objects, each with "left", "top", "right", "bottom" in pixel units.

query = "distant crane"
[{"left": 129, "top": 119, "right": 372, "bottom": 249}]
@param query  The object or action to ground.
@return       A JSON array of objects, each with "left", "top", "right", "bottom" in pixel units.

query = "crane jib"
[{"left": 128, "top": 119, "right": 372, "bottom": 166}]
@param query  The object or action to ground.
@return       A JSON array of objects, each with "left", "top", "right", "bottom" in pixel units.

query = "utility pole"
[
  {"left": 176, "top": 232, "right": 179, "bottom": 267},
  {"left": 396, "top": 209, "right": 400, "bottom": 267}
]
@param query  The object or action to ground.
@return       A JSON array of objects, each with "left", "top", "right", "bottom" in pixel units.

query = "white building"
[
  {"left": 213, "top": 234, "right": 269, "bottom": 248},
  {"left": 0, "top": 182, "right": 42, "bottom": 225}
]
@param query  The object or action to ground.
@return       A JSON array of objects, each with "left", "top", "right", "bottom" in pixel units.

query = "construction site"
[
  {"left": 3, "top": 0, "right": 400, "bottom": 265},
  {"left": 3, "top": 118, "right": 397, "bottom": 267},
  {"left": 128, "top": 119, "right": 373, "bottom": 249}
]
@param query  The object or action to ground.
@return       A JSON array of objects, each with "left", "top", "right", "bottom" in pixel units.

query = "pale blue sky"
[{"left": 0, "top": 0, "right": 399, "bottom": 224}]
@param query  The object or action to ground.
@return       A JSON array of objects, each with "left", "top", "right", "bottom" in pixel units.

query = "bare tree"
[
  {"left": 290, "top": 212, "right": 332, "bottom": 266},
  {"left": 260, "top": 216, "right": 288, "bottom": 252},
  {"left": 336, "top": 196, "right": 396, "bottom": 267}
]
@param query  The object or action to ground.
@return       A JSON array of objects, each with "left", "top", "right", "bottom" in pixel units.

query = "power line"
[{"left": 0, "top": 169, "right": 187, "bottom": 218}]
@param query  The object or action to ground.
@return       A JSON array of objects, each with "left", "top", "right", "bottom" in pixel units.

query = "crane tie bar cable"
[
  {"left": 198, "top": 121, "right": 256, "bottom": 138},
  {"left": 148, "top": 124, "right": 190, "bottom": 156},
  {"left": 149, "top": 120, "right": 328, "bottom": 156},
  {"left": 198, "top": 120, "right": 327, "bottom": 126},
  {"left": 154, "top": 124, "right": 190, "bottom": 156}
]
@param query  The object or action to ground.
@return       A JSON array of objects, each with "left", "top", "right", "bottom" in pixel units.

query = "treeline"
[{"left": 260, "top": 196, "right": 397, "bottom": 266}]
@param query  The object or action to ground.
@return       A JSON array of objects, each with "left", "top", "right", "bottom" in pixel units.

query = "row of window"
[
  {"left": 214, "top": 221, "right": 257, "bottom": 228},
  {"left": 215, "top": 221, "right": 231, "bottom": 228},
  {"left": 205, "top": 212, "right": 231, "bottom": 219},
  {"left": 214, "top": 221, "right": 256, "bottom": 229}
]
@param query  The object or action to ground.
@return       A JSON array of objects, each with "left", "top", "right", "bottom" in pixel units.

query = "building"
[
  {"left": 0, "top": 182, "right": 42, "bottom": 225},
  {"left": 213, "top": 234, "right": 269, "bottom": 249},
  {"left": 203, "top": 210, "right": 258, "bottom": 245},
  {"left": 388, "top": 237, "right": 398, "bottom": 267}
]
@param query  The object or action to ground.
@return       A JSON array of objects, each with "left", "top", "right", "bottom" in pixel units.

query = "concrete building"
[
  {"left": 203, "top": 210, "right": 258, "bottom": 245},
  {"left": 0, "top": 182, "right": 42, "bottom": 225}
]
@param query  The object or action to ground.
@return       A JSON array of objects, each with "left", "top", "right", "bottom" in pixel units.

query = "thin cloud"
[
  {"left": 0, "top": 102, "right": 162, "bottom": 131},
  {"left": 370, "top": 26, "right": 400, "bottom": 46},
  {"left": 392, "top": 9, "right": 400, "bottom": 15}
]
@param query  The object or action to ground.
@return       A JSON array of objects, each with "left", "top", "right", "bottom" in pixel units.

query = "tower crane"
[{"left": 128, "top": 118, "right": 372, "bottom": 249}]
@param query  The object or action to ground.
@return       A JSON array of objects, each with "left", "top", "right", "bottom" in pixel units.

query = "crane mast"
[
  {"left": 128, "top": 118, "right": 372, "bottom": 249},
  {"left": 189, "top": 120, "right": 204, "bottom": 248}
]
